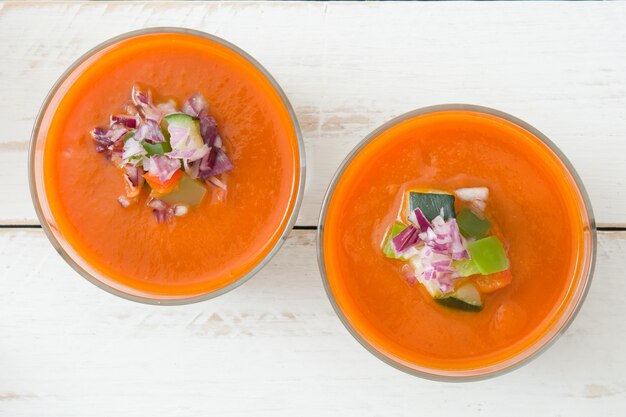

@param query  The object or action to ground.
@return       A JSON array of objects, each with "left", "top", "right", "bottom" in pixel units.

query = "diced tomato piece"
[
  {"left": 144, "top": 170, "right": 183, "bottom": 194},
  {"left": 473, "top": 269, "right": 513, "bottom": 294}
]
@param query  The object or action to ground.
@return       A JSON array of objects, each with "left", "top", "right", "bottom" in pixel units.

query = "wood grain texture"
[
  {"left": 0, "top": 229, "right": 623, "bottom": 416},
  {"left": 0, "top": 1, "right": 625, "bottom": 226}
]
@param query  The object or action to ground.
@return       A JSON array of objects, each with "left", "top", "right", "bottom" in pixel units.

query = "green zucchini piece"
[
  {"left": 382, "top": 222, "right": 407, "bottom": 259},
  {"left": 142, "top": 140, "right": 172, "bottom": 156},
  {"left": 159, "top": 174, "right": 207, "bottom": 206},
  {"left": 408, "top": 191, "right": 455, "bottom": 221},
  {"left": 467, "top": 236, "right": 509, "bottom": 275},
  {"left": 452, "top": 259, "right": 481, "bottom": 277},
  {"left": 164, "top": 113, "right": 204, "bottom": 150},
  {"left": 457, "top": 207, "right": 491, "bottom": 238},
  {"left": 436, "top": 283, "right": 483, "bottom": 312}
]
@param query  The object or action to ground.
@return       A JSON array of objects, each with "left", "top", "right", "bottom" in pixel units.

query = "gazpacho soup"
[
  {"left": 319, "top": 106, "right": 594, "bottom": 378},
  {"left": 31, "top": 29, "right": 303, "bottom": 302}
]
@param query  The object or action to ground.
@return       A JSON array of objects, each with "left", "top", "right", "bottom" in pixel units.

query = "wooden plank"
[
  {"left": 1, "top": 1, "right": 625, "bottom": 226},
  {"left": 0, "top": 228, "right": 624, "bottom": 416}
]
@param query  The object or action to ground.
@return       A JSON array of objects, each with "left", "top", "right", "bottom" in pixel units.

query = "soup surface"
[
  {"left": 322, "top": 110, "right": 587, "bottom": 372},
  {"left": 40, "top": 32, "right": 301, "bottom": 298}
]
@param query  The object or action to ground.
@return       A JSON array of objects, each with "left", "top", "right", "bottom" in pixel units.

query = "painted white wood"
[
  {"left": 1, "top": 2, "right": 625, "bottom": 414},
  {"left": 0, "top": 1, "right": 625, "bottom": 225},
  {"left": 0, "top": 229, "right": 623, "bottom": 416}
]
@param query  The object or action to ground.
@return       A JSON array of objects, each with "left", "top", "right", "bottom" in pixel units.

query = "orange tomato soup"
[
  {"left": 322, "top": 110, "right": 591, "bottom": 374},
  {"left": 37, "top": 32, "right": 301, "bottom": 299}
]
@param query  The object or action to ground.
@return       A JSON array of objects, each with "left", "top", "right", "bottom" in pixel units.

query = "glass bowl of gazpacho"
[
  {"left": 30, "top": 28, "right": 305, "bottom": 304},
  {"left": 318, "top": 105, "right": 595, "bottom": 380}
]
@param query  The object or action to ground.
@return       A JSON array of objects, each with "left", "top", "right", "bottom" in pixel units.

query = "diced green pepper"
[
  {"left": 408, "top": 192, "right": 455, "bottom": 221},
  {"left": 382, "top": 222, "right": 407, "bottom": 259},
  {"left": 467, "top": 236, "right": 509, "bottom": 275},
  {"left": 159, "top": 174, "right": 207, "bottom": 206},
  {"left": 142, "top": 140, "right": 172, "bottom": 156},
  {"left": 457, "top": 207, "right": 491, "bottom": 238},
  {"left": 452, "top": 259, "right": 481, "bottom": 277},
  {"left": 121, "top": 131, "right": 135, "bottom": 143}
]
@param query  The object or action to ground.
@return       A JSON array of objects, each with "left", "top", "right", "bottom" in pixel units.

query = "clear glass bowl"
[
  {"left": 317, "top": 104, "right": 595, "bottom": 380},
  {"left": 29, "top": 28, "right": 305, "bottom": 305}
]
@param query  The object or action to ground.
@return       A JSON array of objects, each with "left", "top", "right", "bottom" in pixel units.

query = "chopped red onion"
[
  {"left": 168, "top": 125, "right": 191, "bottom": 149},
  {"left": 455, "top": 187, "right": 489, "bottom": 212},
  {"left": 117, "top": 196, "right": 131, "bottom": 208},
  {"left": 206, "top": 176, "right": 227, "bottom": 190},
  {"left": 173, "top": 204, "right": 189, "bottom": 217},
  {"left": 141, "top": 157, "right": 151, "bottom": 170},
  {"left": 122, "top": 138, "right": 147, "bottom": 162},
  {"left": 408, "top": 208, "right": 431, "bottom": 232},
  {"left": 401, "top": 212, "right": 471, "bottom": 295},
  {"left": 123, "top": 166, "right": 143, "bottom": 199},
  {"left": 124, "top": 165, "right": 143, "bottom": 188},
  {"left": 167, "top": 144, "right": 209, "bottom": 162},
  {"left": 182, "top": 93, "right": 209, "bottom": 118},
  {"left": 147, "top": 198, "right": 168, "bottom": 211},
  {"left": 455, "top": 187, "right": 488, "bottom": 201},
  {"left": 90, "top": 125, "right": 128, "bottom": 152},
  {"left": 110, "top": 148, "right": 124, "bottom": 167},
  {"left": 185, "top": 159, "right": 200, "bottom": 179},
  {"left": 135, "top": 119, "right": 165, "bottom": 144},
  {"left": 417, "top": 215, "right": 469, "bottom": 260},
  {"left": 148, "top": 155, "right": 181, "bottom": 183},
  {"left": 111, "top": 114, "right": 139, "bottom": 129},
  {"left": 124, "top": 102, "right": 139, "bottom": 116},
  {"left": 153, "top": 209, "right": 170, "bottom": 224},
  {"left": 197, "top": 147, "right": 233, "bottom": 179},
  {"left": 91, "top": 85, "right": 234, "bottom": 222},
  {"left": 131, "top": 85, "right": 165, "bottom": 123},
  {"left": 391, "top": 225, "right": 420, "bottom": 254},
  {"left": 199, "top": 111, "right": 218, "bottom": 147},
  {"left": 408, "top": 247, "right": 458, "bottom": 295}
]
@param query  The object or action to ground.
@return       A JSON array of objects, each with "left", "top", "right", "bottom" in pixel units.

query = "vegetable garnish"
[
  {"left": 382, "top": 188, "right": 511, "bottom": 311},
  {"left": 89, "top": 85, "right": 234, "bottom": 223}
]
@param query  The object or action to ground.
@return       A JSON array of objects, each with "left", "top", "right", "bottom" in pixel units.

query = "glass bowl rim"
[
  {"left": 29, "top": 27, "right": 306, "bottom": 305},
  {"left": 316, "top": 103, "right": 596, "bottom": 381}
]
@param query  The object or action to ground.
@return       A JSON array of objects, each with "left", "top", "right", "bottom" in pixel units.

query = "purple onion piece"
[
  {"left": 167, "top": 125, "right": 191, "bottom": 149},
  {"left": 197, "top": 148, "right": 233, "bottom": 179},
  {"left": 153, "top": 209, "right": 171, "bottom": 224},
  {"left": 141, "top": 119, "right": 165, "bottom": 144},
  {"left": 111, "top": 114, "right": 138, "bottom": 129},
  {"left": 182, "top": 93, "right": 209, "bottom": 118},
  {"left": 110, "top": 148, "right": 124, "bottom": 165},
  {"left": 147, "top": 198, "right": 168, "bottom": 211},
  {"left": 148, "top": 155, "right": 181, "bottom": 184},
  {"left": 391, "top": 225, "right": 421, "bottom": 253},
  {"left": 117, "top": 196, "right": 131, "bottom": 208},
  {"left": 199, "top": 111, "right": 218, "bottom": 146},
  {"left": 173, "top": 204, "right": 189, "bottom": 217},
  {"left": 206, "top": 176, "right": 227, "bottom": 190},
  {"left": 124, "top": 165, "right": 143, "bottom": 187},
  {"left": 90, "top": 127, "right": 113, "bottom": 149},
  {"left": 412, "top": 208, "right": 432, "bottom": 232},
  {"left": 166, "top": 145, "right": 209, "bottom": 162}
]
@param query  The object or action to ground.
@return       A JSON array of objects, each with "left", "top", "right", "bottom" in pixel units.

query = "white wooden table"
[{"left": 1, "top": 1, "right": 625, "bottom": 416}]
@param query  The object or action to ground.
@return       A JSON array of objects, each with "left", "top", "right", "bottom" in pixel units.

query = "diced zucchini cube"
[{"left": 408, "top": 192, "right": 455, "bottom": 221}]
